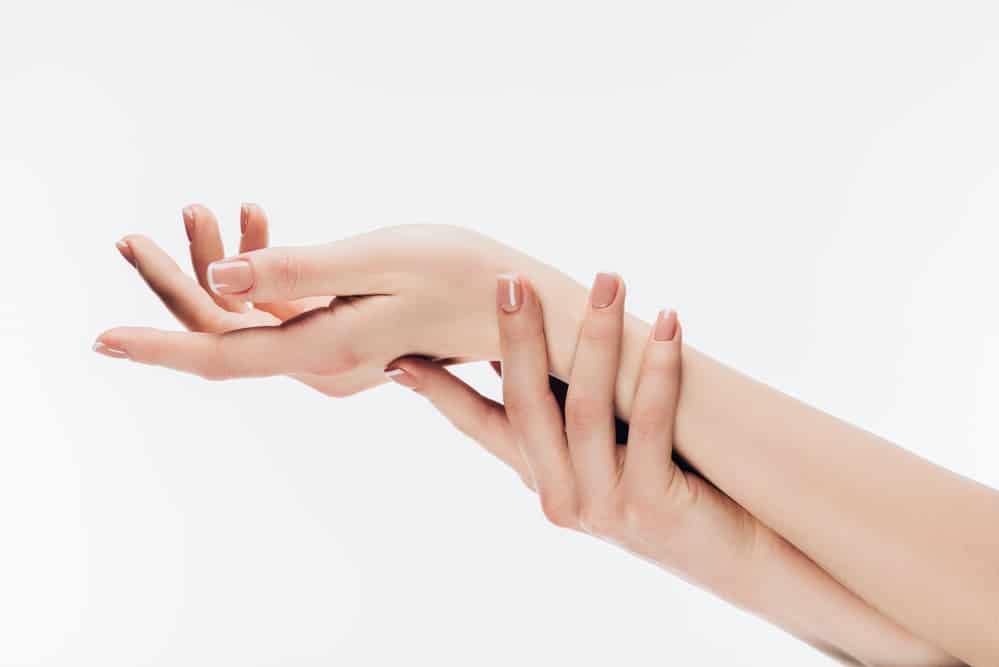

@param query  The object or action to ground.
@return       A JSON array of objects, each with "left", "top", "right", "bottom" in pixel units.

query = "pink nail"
[
  {"left": 653, "top": 309, "right": 678, "bottom": 341},
  {"left": 207, "top": 259, "right": 253, "bottom": 295},
  {"left": 182, "top": 206, "right": 196, "bottom": 242},
  {"left": 497, "top": 274, "right": 522, "bottom": 313},
  {"left": 385, "top": 367, "right": 418, "bottom": 388},
  {"left": 92, "top": 341, "right": 129, "bottom": 359},
  {"left": 115, "top": 239, "right": 136, "bottom": 267},
  {"left": 590, "top": 272, "right": 619, "bottom": 309}
]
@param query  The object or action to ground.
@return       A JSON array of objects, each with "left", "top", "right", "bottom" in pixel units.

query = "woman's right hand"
[{"left": 382, "top": 272, "right": 955, "bottom": 667}]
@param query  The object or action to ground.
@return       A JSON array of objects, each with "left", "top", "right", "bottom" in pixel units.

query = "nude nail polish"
[
  {"left": 497, "top": 273, "right": 522, "bottom": 313},
  {"left": 385, "top": 367, "right": 418, "bottom": 388},
  {"left": 590, "top": 272, "right": 619, "bottom": 309},
  {"left": 92, "top": 341, "right": 129, "bottom": 359},
  {"left": 207, "top": 259, "right": 253, "bottom": 295},
  {"left": 240, "top": 203, "right": 250, "bottom": 234},
  {"left": 115, "top": 239, "right": 136, "bottom": 267},
  {"left": 653, "top": 309, "right": 678, "bottom": 341},
  {"left": 182, "top": 205, "right": 196, "bottom": 242}
]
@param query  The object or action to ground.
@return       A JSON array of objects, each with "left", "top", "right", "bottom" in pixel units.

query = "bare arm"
[
  {"left": 522, "top": 261, "right": 997, "bottom": 666},
  {"left": 99, "top": 217, "right": 995, "bottom": 664}
]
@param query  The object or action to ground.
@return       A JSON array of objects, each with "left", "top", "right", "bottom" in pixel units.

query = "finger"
[
  {"left": 204, "top": 231, "right": 397, "bottom": 303},
  {"left": 183, "top": 204, "right": 248, "bottom": 313},
  {"left": 564, "top": 273, "right": 625, "bottom": 497},
  {"left": 236, "top": 203, "right": 309, "bottom": 321},
  {"left": 385, "top": 358, "right": 531, "bottom": 487},
  {"left": 622, "top": 310, "right": 682, "bottom": 488},
  {"left": 238, "top": 202, "right": 269, "bottom": 255},
  {"left": 94, "top": 303, "right": 365, "bottom": 381},
  {"left": 116, "top": 234, "right": 241, "bottom": 333},
  {"left": 497, "top": 274, "right": 578, "bottom": 529}
]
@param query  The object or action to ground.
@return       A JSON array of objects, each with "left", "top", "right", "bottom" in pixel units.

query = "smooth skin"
[
  {"left": 97, "top": 205, "right": 996, "bottom": 664},
  {"left": 386, "top": 274, "right": 950, "bottom": 665}
]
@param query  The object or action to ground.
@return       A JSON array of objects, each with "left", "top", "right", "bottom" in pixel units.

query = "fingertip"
[
  {"left": 652, "top": 309, "right": 678, "bottom": 342},
  {"left": 240, "top": 203, "right": 250, "bottom": 235},
  {"left": 115, "top": 238, "right": 136, "bottom": 267},
  {"left": 182, "top": 204, "right": 198, "bottom": 241},
  {"left": 92, "top": 327, "right": 140, "bottom": 359},
  {"left": 384, "top": 365, "right": 419, "bottom": 388}
]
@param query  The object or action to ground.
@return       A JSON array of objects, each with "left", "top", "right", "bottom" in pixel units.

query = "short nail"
[
  {"left": 92, "top": 341, "right": 129, "bottom": 359},
  {"left": 115, "top": 239, "right": 136, "bottom": 267},
  {"left": 590, "top": 272, "right": 619, "bottom": 309},
  {"left": 653, "top": 309, "right": 678, "bottom": 341},
  {"left": 497, "top": 273, "right": 522, "bottom": 313},
  {"left": 240, "top": 203, "right": 250, "bottom": 234},
  {"left": 207, "top": 259, "right": 254, "bottom": 295},
  {"left": 385, "top": 367, "right": 418, "bottom": 388},
  {"left": 182, "top": 206, "right": 196, "bottom": 242}
]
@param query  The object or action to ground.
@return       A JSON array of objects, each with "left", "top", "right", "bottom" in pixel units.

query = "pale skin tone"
[{"left": 96, "top": 204, "right": 998, "bottom": 665}]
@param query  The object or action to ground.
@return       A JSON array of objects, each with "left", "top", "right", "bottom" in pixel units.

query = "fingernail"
[
  {"left": 182, "top": 205, "right": 196, "bottom": 242},
  {"left": 653, "top": 309, "right": 678, "bottom": 341},
  {"left": 497, "top": 273, "right": 522, "bottom": 313},
  {"left": 207, "top": 259, "right": 253, "bottom": 295},
  {"left": 240, "top": 203, "right": 250, "bottom": 234},
  {"left": 115, "top": 239, "right": 136, "bottom": 267},
  {"left": 92, "top": 341, "right": 129, "bottom": 359},
  {"left": 384, "top": 367, "right": 418, "bottom": 388},
  {"left": 590, "top": 272, "right": 619, "bottom": 309}
]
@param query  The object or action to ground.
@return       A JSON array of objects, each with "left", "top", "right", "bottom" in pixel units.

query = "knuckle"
[
  {"left": 199, "top": 339, "right": 233, "bottom": 381},
  {"left": 580, "top": 315, "right": 622, "bottom": 343},
  {"left": 578, "top": 499, "right": 621, "bottom": 537},
  {"left": 628, "top": 406, "right": 667, "bottom": 438},
  {"left": 539, "top": 492, "right": 578, "bottom": 529},
  {"left": 274, "top": 253, "right": 303, "bottom": 294},
  {"left": 620, "top": 498, "right": 653, "bottom": 534},
  {"left": 502, "top": 388, "right": 550, "bottom": 422},
  {"left": 501, "top": 317, "right": 543, "bottom": 343},
  {"left": 643, "top": 346, "right": 680, "bottom": 375},
  {"left": 564, "top": 394, "right": 608, "bottom": 433}
]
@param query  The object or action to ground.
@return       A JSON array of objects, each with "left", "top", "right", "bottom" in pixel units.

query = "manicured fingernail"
[
  {"left": 384, "top": 367, "right": 418, "bottom": 388},
  {"left": 240, "top": 203, "right": 250, "bottom": 234},
  {"left": 497, "top": 273, "right": 522, "bottom": 313},
  {"left": 182, "top": 205, "right": 196, "bottom": 242},
  {"left": 115, "top": 239, "right": 136, "bottom": 267},
  {"left": 92, "top": 341, "right": 129, "bottom": 359},
  {"left": 207, "top": 259, "right": 253, "bottom": 295},
  {"left": 590, "top": 272, "right": 619, "bottom": 309},
  {"left": 653, "top": 309, "right": 678, "bottom": 341}
]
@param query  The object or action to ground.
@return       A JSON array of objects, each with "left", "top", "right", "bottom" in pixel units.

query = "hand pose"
[
  {"left": 384, "top": 273, "right": 951, "bottom": 666},
  {"left": 96, "top": 204, "right": 548, "bottom": 396},
  {"left": 97, "top": 204, "right": 989, "bottom": 665}
]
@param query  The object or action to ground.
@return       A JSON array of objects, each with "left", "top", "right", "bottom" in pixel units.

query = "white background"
[{"left": 1, "top": 1, "right": 997, "bottom": 665}]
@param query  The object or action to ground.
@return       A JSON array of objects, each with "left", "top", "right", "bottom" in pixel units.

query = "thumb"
[{"left": 206, "top": 236, "right": 393, "bottom": 303}]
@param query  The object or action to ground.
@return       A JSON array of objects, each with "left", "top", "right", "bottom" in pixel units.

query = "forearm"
[
  {"left": 522, "top": 260, "right": 997, "bottom": 664},
  {"left": 738, "top": 524, "right": 958, "bottom": 666}
]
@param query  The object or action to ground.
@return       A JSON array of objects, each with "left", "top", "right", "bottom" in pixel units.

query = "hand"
[
  {"left": 384, "top": 272, "right": 758, "bottom": 578},
  {"left": 382, "top": 273, "right": 955, "bottom": 666},
  {"left": 98, "top": 204, "right": 371, "bottom": 396},
  {"left": 96, "top": 205, "right": 570, "bottom": 396}
]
